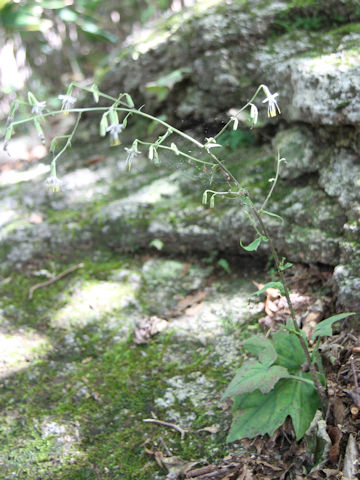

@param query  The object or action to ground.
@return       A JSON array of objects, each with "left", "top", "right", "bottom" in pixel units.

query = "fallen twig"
[
  {"left": 28, "top": 263, "right": 84, "bottom": 300},
  {"left": 143, "top": 418, "right": 188, "bottom": 440}
]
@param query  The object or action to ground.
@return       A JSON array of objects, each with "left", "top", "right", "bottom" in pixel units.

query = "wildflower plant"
[{"left": 3, "top": 82, "right": 355, "bottom": 442}]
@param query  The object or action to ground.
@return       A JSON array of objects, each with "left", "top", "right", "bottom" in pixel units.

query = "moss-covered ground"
[{"left": 0, "top": 247, "right": 263, "bottom": 479}]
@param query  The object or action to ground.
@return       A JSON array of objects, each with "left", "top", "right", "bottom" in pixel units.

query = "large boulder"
[
  {"left": 1, "top": 0, "right": 359, "bottom": 316},
  {"left": 101, "top": 0, "right": 360, "bottom": 313}
]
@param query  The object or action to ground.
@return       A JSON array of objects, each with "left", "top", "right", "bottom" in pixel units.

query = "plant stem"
[
  {"left": 9, "top": 83, "right": 329, "bottom": 413},
  {"left": 253, "top": 210, "right": 328, "bottom": 410},
  {"left": 213, "top": 84, "right": 265, "bottom": 140},
  {"left": 261, "top": 151, "right": 283, "bottom": 211},
  {"left": 202, "top": 152, "right": 328, "bottom": 409},
  {"left": 52, "top": 112, "right": 82, "bottom": 167}
]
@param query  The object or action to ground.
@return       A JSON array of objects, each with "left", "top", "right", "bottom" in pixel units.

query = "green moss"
[
  {"left": 269, "top": 1, "right": 360, "bottom": 37},
  {"left": 0, "top": 249, "right": 258, "bottom": 479},
  {"left": 1, "top": 340, "right": 229, "bottom": 478}
]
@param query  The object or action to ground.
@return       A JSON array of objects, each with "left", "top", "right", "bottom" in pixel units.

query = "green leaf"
[
  {"left": 145, "top": 68, "right": 191, "bottom": 101},
  {"left": 227, "top": 373, "right": 319, "bottom": 442},
  {"left": 58, "top": 7, "right": 78, "bottom": 22},
  {"left": 251, "top": 281, "right": 285, "bottom": 297},
  {"left": 0, "top": 0, "right": 11, "bottom": 10},
  {"left": 279, "top": 261, "right": 293, "bottom": 271},
  {"left": 241, "top": 195, "right": 252, "bottom": 207},
  {"left": 241, "top": 196, "right": 251, "bottom": 207},
  {"left": 49, "top": 138, "right": 57, "bottom": 153},
  {"left": 99, "top": 114, "right": 108, "bottom": 137},
  {"left": 217, "top": 258, "right": 231, "bottom": 274},
  {"left": 1, "top": 7, "right": 43, "bottom": 31},
  {"left": 271, "top": 329, "right": 306, "bottom": 372},
  {"left": 145, "top": 85, "right": 169, "bottom": 102},
  {"left": 243, "top": 336, "right": 277, "bottom": 367},
  {"left": 91, "top": 83, "right": 99, "bottom": 103},
  {"left": 312, "top": 312, "right": 356, "bottom": 340},
  {"left": 80, "top": 21, "right": 117, "bottom": 43},
  {"left": 33, "top": 118, "right": 44, "bottom": 142},
  {"left": 240, "top": 235, "right": 267, "bottom": 251},
  {"left": 4, "top": 125, "right": 13, "bottom": 142},
  {"left": 109, "top": 109, "right": 118, "bottom": 125},
  {"left": 125, "top": 94, "right": 134, "bottom": 108},
  {"left": 39, "top": 1, "right": 68, "bottom": 8},
  {"left": 149, "top": 239, "right": 163, "bottom": 251},
  {"left": 259, "top": 209, "right": 284, "bottom": 223},
  {"left": 153, "top": 148, "right": 160, "bottom": 165},
  {"left": 222, "top": 360, "right": 289, "bottom": 399}
]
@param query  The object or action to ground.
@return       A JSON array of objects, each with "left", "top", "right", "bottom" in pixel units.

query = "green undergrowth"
[
  {"left": 0, "top": 250, "right": 259, "bottom": 479},
  {"left": 270, "top": 0, "right": 360, "bottom": 36},
  {"left": 0, "top": 337, "right": 228, "bottom": 479}
]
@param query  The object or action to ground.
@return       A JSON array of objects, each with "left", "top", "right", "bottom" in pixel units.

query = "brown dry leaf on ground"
[
  {"left": 145, "top": 446, "right": 202, "bottom": 479},
  {"left": 285, "top": 264, "right": 333, "bottom": 293},
  {"left": 254, "top": 281, "right": 326, "bottom": 339},
  {"left": 163, "top": 336, "right": 359, "bottom": 479},
  {"left": 133, "top": 316, "right": 168, "bottom": 344},
  {"left": 171, "top": 290, "right": 208, "bottom": 317}
]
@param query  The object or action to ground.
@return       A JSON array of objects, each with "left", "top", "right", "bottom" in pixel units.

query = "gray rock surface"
[{"left": 1, "top": 0, "right": 359, "bottom": 316}]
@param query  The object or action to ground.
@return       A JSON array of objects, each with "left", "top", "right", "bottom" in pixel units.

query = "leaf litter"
[{"left": 142, "top": 263, "right": 360, "bottom": 479}]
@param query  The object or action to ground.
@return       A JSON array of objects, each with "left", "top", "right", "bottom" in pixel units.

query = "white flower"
[
  {"left": 45, "top": 175, "right": 62, "bottom": 192},
  {"left": 106, "top": 123, "right": 125, "bottom": 146},
  {"left": 31, "top": 101, "right": 47, "bottom": 115},
  {"left": 204, "top": 137, "right": 222, "bottom": 149},
  {"left": 262, "top": 88, "right": 281, "bottom": 118},
  {"left": 58, "top": 94, "right": 77, "bottom": 112},
  {"left": 124, "top": 143, "right": 140, "bottom": 169}
]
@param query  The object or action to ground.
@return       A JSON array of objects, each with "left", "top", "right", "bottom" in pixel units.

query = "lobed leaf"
[
  {"left": 271, "top": 329, "right": 306, "bottom": 372},
  {"left": 243, "top": 335, "right": 277, "bottom": 367},
  {"left": 227, "top": 373, "right": 319, "bottom": 442},
  {"left": 222, "top": 360, "right": 289, "bottom": 399}
]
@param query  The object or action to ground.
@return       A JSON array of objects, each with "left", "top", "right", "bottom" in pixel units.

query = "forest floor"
[{"left": 0, "top": 138, "right": 359, "bottom": 480}]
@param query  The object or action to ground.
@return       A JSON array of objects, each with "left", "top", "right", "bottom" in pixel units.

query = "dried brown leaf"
[
  {"left": 265, "top": 298, "right": 278, "bottom": 316},
  {"left": 333, "top": 395, "right": 346, "bottom": 425},
  {"left": 186, "top": 465, "right": 215, "bottom": 477},
  {"left": 328, "top": 426, "right": 342, "bottom": 464},
  {"left": 237, "top": 465, "right": 254, "bottom": 480},
  {"left": 133, "top": 316, "right": 168, "bottom": 345},
  {"left": 302, "top": 310, "right": 323, "bottom": 340},
  {"left": 84, "top": 154, "right": 105, "bottom": 166},
  {"left": 185, "top": 302, "right": 204, "bottom": 316},
  {"left": 175, "top": 291, "right": 208, "bottom": 314}
]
